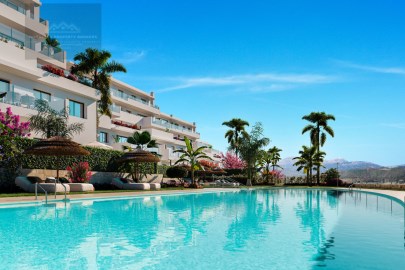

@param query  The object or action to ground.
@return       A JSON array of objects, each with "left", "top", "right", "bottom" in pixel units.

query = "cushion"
[
  {"left": 120, "top": 178, "right": 129, "bottom": 183},
  {"left": 27, "top": 176, "right": 42, "bottom": 184},
  {"left": 58, "top": 177, "right": 71, "bottom": 183}
]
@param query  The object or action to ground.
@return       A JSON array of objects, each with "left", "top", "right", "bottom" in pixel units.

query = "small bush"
[
  {"left": 67, "top": 162, "right": 92, "bottom": 183},
  {"left": 166, "top": 166, "right": 188, "bottom": 179}
]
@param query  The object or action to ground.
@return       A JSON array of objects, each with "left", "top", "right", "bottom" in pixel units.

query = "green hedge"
[
  {"left": 15, "top": 138, "right": 169, "bottom": 174},
  {"left": 16, "top": 138, "right": 123, "bottom": 172}
]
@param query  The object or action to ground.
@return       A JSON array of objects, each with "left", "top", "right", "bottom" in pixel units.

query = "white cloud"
[
  {"left": 156, "top": 73, "right": 337, "bottom": 93},
  {"left": 336, "top": 60, "right": 405, "bottom": 75},
  {"left": 381, "top": 123, "right": 405, "bottom": 129},
  {"left": 118, "top": 50, "right": 146, "bottom": 64}
]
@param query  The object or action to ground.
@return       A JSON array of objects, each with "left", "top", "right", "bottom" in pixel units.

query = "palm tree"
[
  {"left": 268, "top": 146, "right": 283, "bottom": 171},
  {"left": 123, "top": 131, "right": 158, "bottom": 151},
  {"left": 174, "top": 137, "right": 213, "bottom": 186},
  {"left": 45, "top": 34, "right": 60, "bottom": 48},
  {"left": 302, "top": 112, "right": 335, "bottom": 185},
  {"left": 71, "top": 48, "right": 127, "bottom": 118},
  {"left": 29, "top": 100, "right": 84, "bottom": 138},
  {"left": 293, "top": 146, "right": 325, "bottom": 186},
  {"left": 222, "top": 118, "right": 249, "bottom": 156},
  {"left": 239, "top": 123, "right": 270, "bottom": 186},
  {"left": 258, "top": 150, "right": 272, "bottom": 184}
]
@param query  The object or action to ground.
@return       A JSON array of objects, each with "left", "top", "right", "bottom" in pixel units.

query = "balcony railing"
[
  {"left": 152, "top": 119, "right": 199, "bottom": 134},
  {"left": 0, "top": 83, "right": 65, "bottom": 112},
  {"left": 0, "top": 22, "right": 65, "bottom": 62},
  {"left": 0, "top": 0, "right": 26, "bottom": 15},
  {"left": 39, "top": 18, "right": 47, "bottom": 25},
  {"left": 110, "top": 88, "right": 158, "bottom": 109}
]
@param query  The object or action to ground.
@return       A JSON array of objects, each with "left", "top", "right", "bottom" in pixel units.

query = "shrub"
[
  {"left": 166, "top": 166, "right": 188, "bottom": 179},
  {"left": 67, "top": 162, "right": 92, "bottom": 183}
]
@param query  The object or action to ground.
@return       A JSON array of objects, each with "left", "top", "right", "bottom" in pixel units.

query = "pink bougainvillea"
[
  {"left": 220, "top": 152, "right": 246, "bottom": 169},
  {"left": 262, "top": 170, "right": 285, "bottom": 180},
  {"left": 67, "top": 162, "right": 92, "bottom": 183},
  {"left": 0, "top": 107, "right": 30, "bottom": 137}
]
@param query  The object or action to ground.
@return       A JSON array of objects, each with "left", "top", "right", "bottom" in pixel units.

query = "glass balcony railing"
[
  {"left": 0, "top": 83, "right": 65, "bottom": 112},
  {"left": 0, "top": 0, "right": 26, "bottom": 15},
  {"left": 0, "top": 22, "right": 65, "bottom": 62},
  {"left": 110, "top": 104, "right": 121, "bottom": 114},
  {"left": 110, "top": 87, "right": 158, "bottom": 109},
  {"left": 39, "top": 18, "right": 47, "bottom": 25},
  {"left": 152, "top": 119, "right": 198, "bottom": 134}
]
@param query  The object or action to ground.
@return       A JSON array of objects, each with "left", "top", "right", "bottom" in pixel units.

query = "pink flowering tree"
[
  {"left": 220, "top": 152, "right": 246, "bottom": 169},
  {"left": 66, "top": 162, "right": 92, "bottom": 183},
  {"left": 0, "top": 107, "right": 30, "bottom": 162},
  {"left": 0, "top": 107, "right": 30, "bottom": 137}
]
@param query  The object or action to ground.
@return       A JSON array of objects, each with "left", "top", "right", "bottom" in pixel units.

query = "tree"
[
  {"left": 45, "top": 34, "right": 60, "bottom": 48},
  {"left": 239, "top": 123, "right": 270, "bottom": 186},
  {"left": 293, "top": 146, "right": 325, "bottom": 186},
  {"left": 220, "top": 152, "right": 246, "bottom": 169},
  {"left": 123, "top": 131, "right": 158, "bottom": 151},
  {"left": 222, "top": 118, "right": 249, "bottom": 156},
  {"left": 174, "top": 137, "right": 213, "bottom": 186},
  {"left": 268, "top": 146, "right": 282, "bottom": 171},
  {"left": 302, "top": 112, "right": 335, "bottom": 185},
  {"left": 29, "top": 100, "right": 84, "bottom": 138},
  {"left": 166, "top": 166, "right": 188, "bottom": 183},
  {"left": 71, "top": 48, "right": 127, "bottom": 118}
]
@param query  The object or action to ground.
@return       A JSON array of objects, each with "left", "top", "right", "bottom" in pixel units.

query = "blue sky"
[{"left": 42, "top": 0, "right": 405, "bottom": 166}]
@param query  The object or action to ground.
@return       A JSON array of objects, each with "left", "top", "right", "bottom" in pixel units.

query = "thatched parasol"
[
  {"left": 85, "top": 141, "right": 113, "bottom": 150},
  {"left": 117, "top": 148, "right": 160, "bottom": 182},
  {"left": 24, "top": 136, "right": 90, "bottom": 198}
]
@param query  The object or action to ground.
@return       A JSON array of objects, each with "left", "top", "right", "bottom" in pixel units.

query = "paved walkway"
[
  {"left": 0, "top": 187, "right": 404, "bottom": 205},
  {"left": 0, "top": 188, "right": 234, "bottom": 204},
  {"left": 348, "top": 188, "right": 405, "bottom": 204}
]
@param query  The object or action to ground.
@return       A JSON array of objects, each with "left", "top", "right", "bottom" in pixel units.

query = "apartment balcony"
[
  {"left": 147, "top": 118, "right": 200, "bottom": 139},
  {"left": 111, "top": 124, "right": 135, "bottom": 135},
  {"left": 0, "top": 83, "right": 65, "bottom": 112},
  {"left": 110, "top": 88, "right": 159, "bottom": 114},
  {"left": 0, "top": 22, "right": 64, "bottom": 64},
  {"left": 116, "top": 110, "right": 143, "bottom": 125},
  {"left": 0, "top": 0, "right": 48, "bottom": 38}
]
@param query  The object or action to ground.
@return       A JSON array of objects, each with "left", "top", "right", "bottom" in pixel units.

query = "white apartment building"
[{"left": 0, "top": 0, "right": 220, "bottom": 165}]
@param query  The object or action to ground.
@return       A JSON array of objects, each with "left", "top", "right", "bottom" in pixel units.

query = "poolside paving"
[{"left": 0, "top": 187, "right": 404, "bottom": 205}]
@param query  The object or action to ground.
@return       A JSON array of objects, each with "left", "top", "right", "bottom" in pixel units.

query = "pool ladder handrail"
[
  {"left": 57, "top": 179, "right": 68, "bottom": 201},
  {"left": 35, "top": 183, "right": 48, "bottom": 204}
]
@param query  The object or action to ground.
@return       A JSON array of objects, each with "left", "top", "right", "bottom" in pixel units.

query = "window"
[
  {"left": 98, "top": 132, "right": 108, "bottom": 143},
  {"left": 118, "top": 90, "right": 124, "bottom": 99},
  {"left": 0, "top": 79, "right": 10, "bottom": 93},
  {"left": 34, "top": 89, "right": 51, "bottom": 102},
  {"left": 69, "top": 100, "right": 84, "bottom": 118},
  {"left": 117, "top": 136, "right": 127, "bottom": 143}
]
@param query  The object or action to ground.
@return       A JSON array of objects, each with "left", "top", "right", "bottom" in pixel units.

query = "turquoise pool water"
[{"left": 0, "top": 189, "right": 404, "bottom": 270}]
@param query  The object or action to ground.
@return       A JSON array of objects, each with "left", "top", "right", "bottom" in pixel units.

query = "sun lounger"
[
  {"left": 67, "top": 183, "right": 95, "bottom": 192},
  {"left": 15, "top": 176, "right": 70, "bottom": 193},
  {"left": 112, "top": 178, "right": 151, "bottom": 190}
]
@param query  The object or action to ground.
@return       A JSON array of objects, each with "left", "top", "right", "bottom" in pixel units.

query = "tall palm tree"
[
  {"left": 222, "top": 118, "right": 249, "bottom": 156},
  {"left": 302, "top": 112, "right": 335, "bottom": 185},
  {"left": 123, "top": 131, "right": 158, "bottom": 151},
  {"left": 174, "top": 137, "right": 213, "bottom": 186},
  {"left": 239, "top": 123, "right": 270, "bottom": 186},
  {"left": 29, "top": 100, "right": 84, "bottom": 138},
  {"left": 293, "top": 146, "right": 325, "bottom": 186},
  {"left": 268, "top": 146, "right": 282, "bottom": 171},
  {"left": 71, "top": 48, "right": 127, "bottom": 118}
]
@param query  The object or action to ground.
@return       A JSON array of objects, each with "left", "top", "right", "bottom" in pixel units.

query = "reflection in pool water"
[{"left": 0, "top": 189, "right": 403, "bottom": 269}]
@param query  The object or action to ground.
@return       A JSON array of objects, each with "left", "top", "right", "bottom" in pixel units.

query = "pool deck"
[{"left": 0, "top": 187, "right": 404, "bottom": 205}]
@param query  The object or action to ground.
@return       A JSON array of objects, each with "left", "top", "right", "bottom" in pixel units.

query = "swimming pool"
[{"left": 0, "top": 189, "right": 404, "bottom": 269}]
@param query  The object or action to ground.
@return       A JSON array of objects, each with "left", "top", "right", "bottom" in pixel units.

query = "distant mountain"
[{"left": 279, "top": 157, "right": 383, "bottom": 176}]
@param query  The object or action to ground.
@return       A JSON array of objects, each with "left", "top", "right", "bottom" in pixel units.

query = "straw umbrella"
[
  {"left": 24, "top": 136, "right": 90, "bottom": 198},
  {"left": 85, "top": 141, "right": 113, "bottom": 150},
  {"left": 117, "top": 148, "right": 160, "bottom": 182}
]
